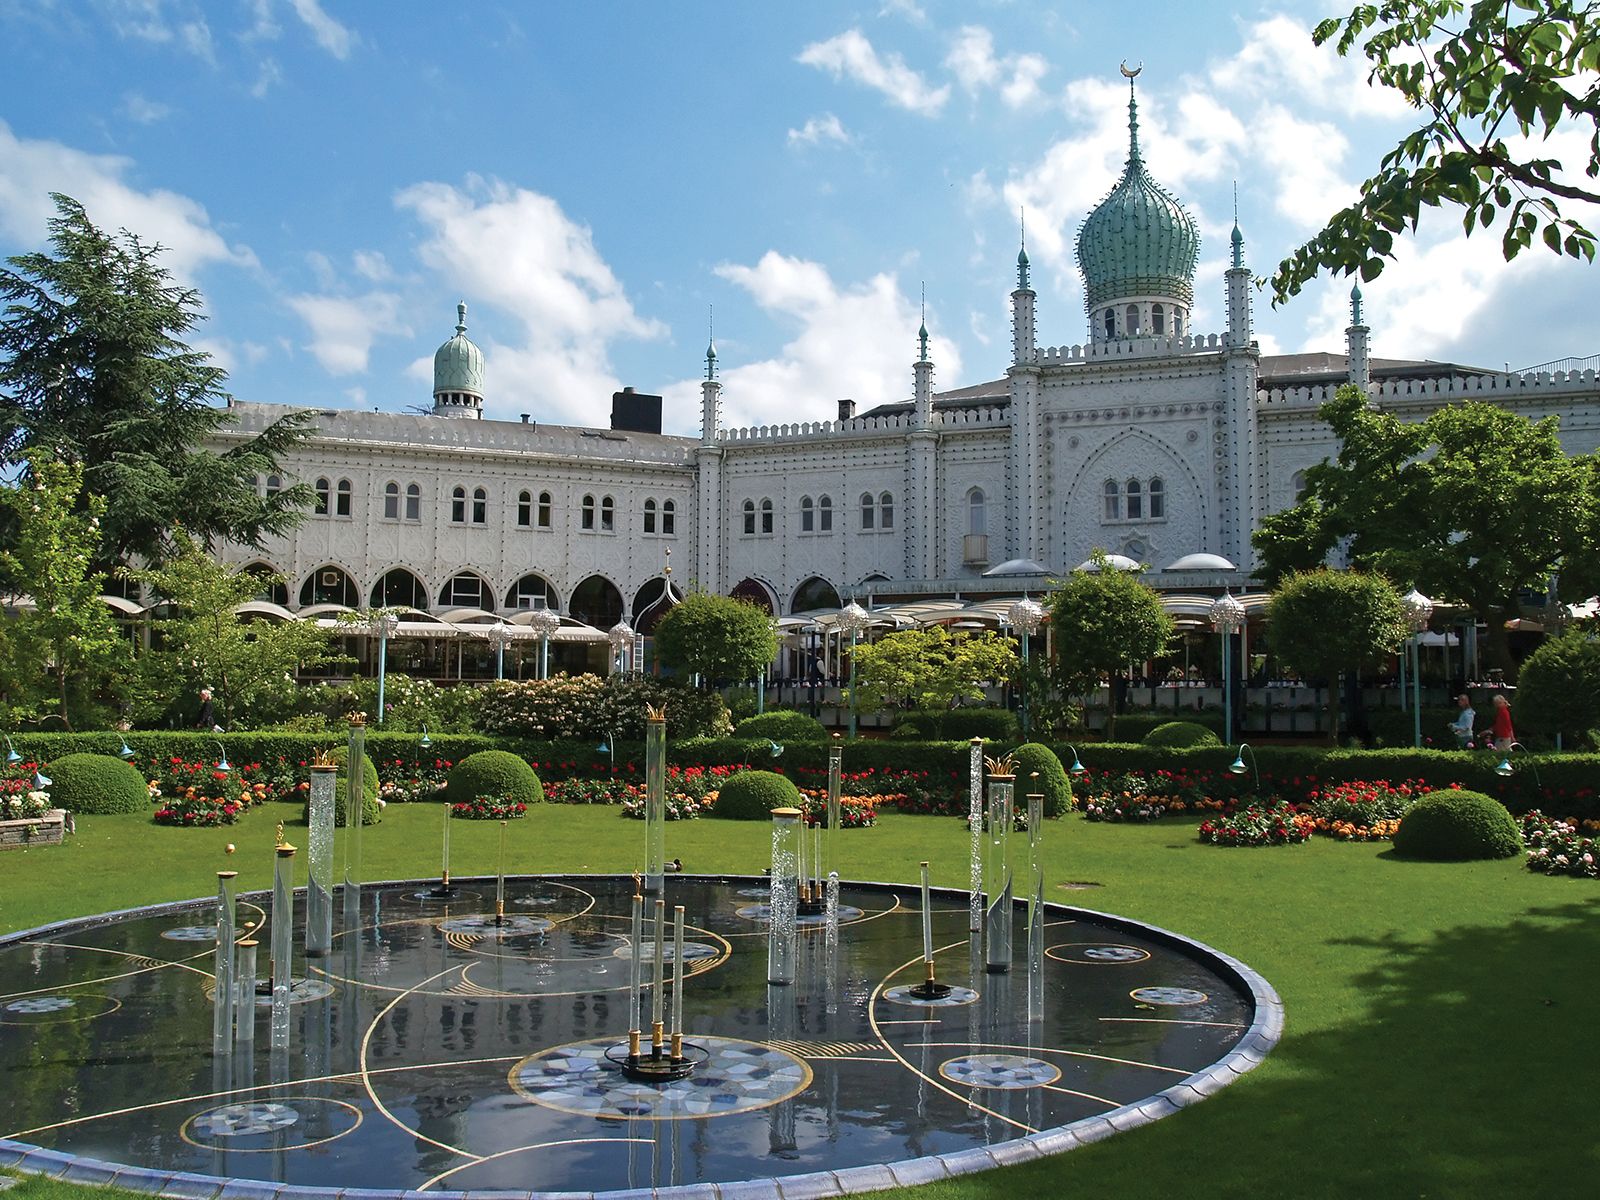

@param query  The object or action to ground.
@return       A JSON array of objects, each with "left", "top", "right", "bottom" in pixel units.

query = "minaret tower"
[
  {"left": 907, "top": 301, "right": 938, "bottom": 579},
  {"left": 1346, "top": 283, "right": 1371, "bottom": 394},
  {"left": 1008, "top": 214, "right": 1041, "bottom": 564},
  {"left": 1225, "top": 204, "right": 1251, "bottom": 347},
  {"left": 694, "top": 313, "right": 724, "bottom": 591},
  {"left": 1219, "top": 214, "right": 1261, "bottom": 568}
]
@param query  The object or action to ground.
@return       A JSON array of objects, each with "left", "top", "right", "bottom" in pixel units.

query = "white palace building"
[{"left": 216, "top": 81, "right": 1600, "bottom": 674}]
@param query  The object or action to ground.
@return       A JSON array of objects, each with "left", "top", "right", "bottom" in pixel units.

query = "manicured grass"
[{"left": 4, "top": 801, "right": 1598, "bottom": 1198}]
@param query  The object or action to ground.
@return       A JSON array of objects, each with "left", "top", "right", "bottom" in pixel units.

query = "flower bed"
[
  {"left": 451, "top": 794, "right": 528, "bottom": 820},
  {"left": 1, "top": 762, "right": 51, "bottom": 822},
  {"left": 1521, "top": 810, "right": 1599, "bottom": 878},
  {"left": 0, "top": 808, "right": 65, "bottom": 849},
  {"left": 148, "top": 756, "right": 270, "bottom": 827},
  {"left": 619, "top": 790, "right": 704, "bottom": 821},
  {"left": 1305, "top": 779, "right": 1435, "bottom": 842},
  {"left": 1199, "top": 799, "right": 1316, "bottom": 847},
  {"left": 798, "top": 792, "right": 880, "bottom": 829},
  {"left": 379, "top": 755, "right": 454, "bottom": 804}
]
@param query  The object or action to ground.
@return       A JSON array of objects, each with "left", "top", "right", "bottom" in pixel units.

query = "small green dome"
[
  {"left": 433, "top": 302, "right": 484, "bottom": 397},
  {"left": 1075, "top": 80, "right": 1199, "bottom": 311}
]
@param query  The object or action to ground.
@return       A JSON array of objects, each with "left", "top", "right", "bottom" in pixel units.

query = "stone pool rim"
[{"left": 0, "top": 873, "right": 1284, "bottom": 1200}]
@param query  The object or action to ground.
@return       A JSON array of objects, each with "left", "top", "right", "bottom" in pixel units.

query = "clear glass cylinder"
[
  {"left": 342, "top": 719, "right": 366, "bottom": 927},
  {"left": 212, "top": 871, "right": 237, "bottom": 1055},
  {"left": 826, "top": 740, "right": 843, "bottom": 881},
  {"left": 968, "top": 738, "right": 985, "bottom": 931},
  {"left": 271, "top": 845, "right": 296, "bottom": 1049},
  {"left": 650, "top": 898, "right": 667, "bottom": 1052},
  {"left": 670, "top": 905, "right": 685, "bottom": 1042},
  {"left": 984, "top": 777, "right": 1014, "bottom": 973},
  {"left": 644, "top": 715, "right": 666, "bottom": 892},
  {"left": 919, "top": 860, "right": 934, "bottom": 968},
  {"left": 627, "top": 890, "right": 643, "bottom": 1040},
  {"left": 1026, "top": 787, "right": 1046, "bottom": 1021},
  {"left": 441, "top": 797, "right": 452, "bottom": 887},
  {"left": 234, "top": 939, "right": 256, "bottom": 1048},
  {"left": 767, "top": 807, "right": 800, "bottom": 985},
  {"left": 495, "top": 819, "right": 508, "bottom": 920},
  {"left": 825, "top": 870, "right": 840, "bottom": 951},
  {"left": 306, "top": 766, "right": 336, "bottom": 956}
]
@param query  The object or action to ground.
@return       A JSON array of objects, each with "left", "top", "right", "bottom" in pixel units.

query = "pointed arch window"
[
  {"left": 405, "top": 482, "right": 421, "bottom": 521},
  {"left": 472, "top": 486, "right": 488, "bottom": 525},
  {"left": 537, "top": 491, "right": 552, "bottom": 528},
  {"left": 1152, "top": 303, "right": 1165, "bottom": 335},
  {"left": 1291, "top": 470, "right": 1308, "bottom": 502},
  {"left": 860, "top": 492, "right": 875, "bottom": 530},
  {"left": 968, "top": 487, "right": 986, "bottom": 536},
  {"left": 451, "top": 486, "right": 467, "bottom": 524},
  {"left": 265, "top": 475, "right": 282, "bottom": 499},
  {"left": 314, "top": 477, "right": 331, "bottom": 515},
  {"left": 383, "top": 481, "right": 400, "bottom": 520},
  {"left": 760, "top": 498, "right": 774, "bottom": 535},
  {"left": 336, "top": 478, "right": 352, "bottom": 517},
  {"left": 517, "top": 490, "right": 533, "bottom": 527},
  {"left": 581, "top": 494, "right": 596, "bottom": 530},
  {"left": 1148, "top": 477, "right": 1165, "bottom": 519},
  {"left": 1126, "top": 477, "right": 1143, "bottom": 520},
  {"left": 600, "top": 495, "right": 615, "bottom": 532},
  {"left": 644, "top": 497, "right": 658, "bottom": 534},
  {"left": 818, "top": 494, "right": 833, "bottom": 532},
  {"left": 1103, "top": 309, "right": 1115, "bottom": 340},
  {"left": 662, "top": 498, "right": 675, "bottom": 535},
  {"left": 800, "top": 495, "right": 815, "bottom": 533},
  {"left": 1103, "top": 479, "right": 1121, "bottom": 521},
  {"left": 879, "top": 491, "right": 894, "bottom": 529},
  {"left": 1125, "top": 304, "right": 1140, "bottom": 335},
  {"left": 742, "top": 499, "right": 756, "bottom": 535}
]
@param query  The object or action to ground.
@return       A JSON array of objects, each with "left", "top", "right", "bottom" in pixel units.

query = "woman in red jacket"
[{"left": 1489, "top": 694, "right": 1515, "bottom": 751}]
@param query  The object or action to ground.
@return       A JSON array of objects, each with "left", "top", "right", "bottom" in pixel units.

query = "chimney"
[
  {"left": 837, "top": 398, "right": 856, "bottom": 420},
  {"left": 520, "top": 413, "right": 530, "bottom": 424},
  {"left": 610, "top": 387, "right": 663, "bottom": 434}
]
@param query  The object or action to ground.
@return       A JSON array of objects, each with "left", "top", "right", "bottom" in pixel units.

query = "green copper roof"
[
  {"left": 1075, "top": 77, "right": 1199, "bottom": 311},
  {"left": 433, "top": 301, "right": 484, "bottom": 397}
]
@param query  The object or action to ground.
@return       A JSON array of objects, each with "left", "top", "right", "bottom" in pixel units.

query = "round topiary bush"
[
  {"left": 1142, "top": 720, "right": 1222, "bottom": 749},
  {"left": 45, "top": 753, "right": 148, "bottom": 815},
  {"left": 1010, "top": 743, "right": 1073, "bottom": 819},
  {"left": 302, "top": 747, "right": 381, "bottom": 827},
  {"left": 1392, "top": 789, "right": 1520, "bottom": 861},
  {"left": 735, "top": 710, "right": 827, "bottom": 741},
  {"left": 711, "top": 770, "right": 802, "bottom": 820},
  {"left": 446, "top": 750, "right": 543, "bottom": 810}
]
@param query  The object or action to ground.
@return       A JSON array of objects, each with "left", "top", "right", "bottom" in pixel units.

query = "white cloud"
[
  {"left": 251, "top": 57, "right": 283, "bottom": 98},
  {"left": 98, "top": 0, "right": 214, "bottom": 61},
  {"left": 798, "top": 29, "right": 949, "bottom": 116},
  {"left": 663, "top": 251, "right": 963, "bottom": 429},
  {"left": 879, "top": 0, "right": 926, "bottom": 22},
  {"left": 288, "top": 0, "right": 356, "bottom": 59},
  {"left": 0, "top": 120, "right": 255, "bottom": 282},
  {"left": 393, "top": 176, "right": 664, "bottom": 423},
  {"left": 352, "top": 249, "right": 394, "bottom": 282},
  {"left": 121, "top": 92, "right": 172, "bottom": 124},
  {"left": 787, "top": 113, "right": 852, "bottom": 148},
  {"left": 285, "top": 290, "right": 408, "bottom": 374},
  {"left": 1207, "top": 14, "right": 1409, "bottom": 121},
  {"left": 191, "top": 335, "right": 269, "bottom": 373},
  {"left": 945, "top": 26, "right": 1048, "bottom": 109}
]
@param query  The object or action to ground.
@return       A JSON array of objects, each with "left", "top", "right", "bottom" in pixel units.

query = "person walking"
[
  {"left": 1489, "top": 693, "right": 1515, "bottom": 752},
  {"left": 195, "top": 687, "right": 216, "bottom": 731},
  {"left": 1448, "top": 694, "right": 1476, "bottom": 748}
]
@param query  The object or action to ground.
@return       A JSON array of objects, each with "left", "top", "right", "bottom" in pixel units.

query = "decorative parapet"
[
  {"left": 1257, "top": 368, "right": 1600, "bottom": 409},
  {"left": 1036, "top": 332, "right": 1230, "bottom": 366},
  {"left": 718, "top": 404, "right": 1010, "bottom": 444}
]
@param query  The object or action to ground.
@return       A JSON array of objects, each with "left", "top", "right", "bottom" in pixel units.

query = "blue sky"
[{"left": 1, "top": 0, "right": 1595, "bottom": 436}]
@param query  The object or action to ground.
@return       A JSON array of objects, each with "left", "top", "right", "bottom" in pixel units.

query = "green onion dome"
[{"left": 433, "top": 301, "right": 485, "bottom": 398}]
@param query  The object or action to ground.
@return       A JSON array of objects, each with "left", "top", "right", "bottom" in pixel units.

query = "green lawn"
[{"left": 4, "top": 801, "right": 1597, "bottom": 1198}]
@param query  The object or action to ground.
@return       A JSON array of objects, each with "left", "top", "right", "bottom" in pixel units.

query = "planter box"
[{"left": 0, "top": 808, "right": 66, "bottom": 849}]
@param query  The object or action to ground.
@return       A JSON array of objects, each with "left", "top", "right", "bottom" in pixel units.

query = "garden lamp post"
[
  {"left": 1007, "top": 597, "right": 1045, "bottom": 739},
  {"left": 1495, "top": 741, "right": 1542, "bottom": 796},
  {"left": 5, "top": 736, "right": 21, "bottom": 767},
  {"left": 526, "top": 606, "right": 560, "bottom": 679},
  {"left": 1228, "top": 742, "right": 1260, "bottom": 793},
  {"left": 1209, "top": 592, "right": 1245, "bottom": 746},
  {"left": 487, "top": 621, "right": 512, "bottom": 681},
  {"left": 837, "top": 601, "right": 870, "bottom": 741},
  {"left": 1401, "top": 588, "right": 1434, "bottom": 748},
  {"left": 369, "top": 609, "right": 401, "bottom": 724},
  {"left": 1064, "top": 744, "right": 1086, "bottom": 775},
  {"left": 608, "top": 620, "right": 635, "bottom": 676}
]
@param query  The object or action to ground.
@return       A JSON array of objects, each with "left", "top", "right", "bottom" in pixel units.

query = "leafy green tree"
[
  {"left": 0, "top": 452, "right": 127, "bottom": 727},
  {"left": 1515, "top": 624, "right": 1600, "bottom": 745},
  {"left": 850, "top": 625, "right": 1018, "bottom": 712},
  {"left": 1045, "top": 553, "right": 1174, "bottom": 739},
  {"left": 1253, "top": 386, "right": 1596, "bottom": 670},
  {"left": 1272, "top": 0, "right": 1600, "bottom": 304},
  {"left": 125, "top": 533, "right": 338, "bottom": 728},
  {"left": 651, "top": 592, "right": 778, "bottom": 687},
  {"left": 0, "top": 194, "right": 313, "bottom": 576},
  {"left": 1266, "top": 570, "right": 1408, "bottom": 744}
]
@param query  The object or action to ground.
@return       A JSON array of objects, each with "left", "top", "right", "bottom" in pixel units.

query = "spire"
[
  {"left": 917, "top": 286, "right": 929, "bottom": 362},
  {"left": 1350, "top": 281, "right": 1364, "bottom": 325},
  {"left": 704, "top": 306, "right": 718, "bottom": 380},
  {"left": 1230, "top": 182, "right": 1244, "bottom": 269},
  {"left": 1121, "top": 60, "right": 1143, "bottom": 166},
  {"left": 455, "top": 301, "right": 467, "bottom": 336},
  {"left": 1017, "top": 207, "right": 1031, "bottom": 290}
]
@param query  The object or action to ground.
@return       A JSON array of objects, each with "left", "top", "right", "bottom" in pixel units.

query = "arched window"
[
  {"left": 860, "top": 492, "right": 875, "bottom": 530},
  {"left": 800, "top": 495, "right": 815, "bottom": 533},
  {"left": 314, "top": 477, "right": 331, "bottom": 515},
  {"left": 517, "top": 490, "right": 532, "bottom": 527},
  {"left": 1125, "top": 304, "right": 1140, "bottom": 335},
  {"left": 759, "top": 498, "right": 774, "bottom": 535},
  {"left": 1126, "top": 477, "right": 1143, "bottom": 520},
  {"left": 506, "top": 573, "right": 558, "bottom": 611},
  {"left": 581, "top": 494, "right": 596, "bottom": 530},
  {"left": 537, "top": 491, "right": 552, "bottom": 528},
  {"left": 742, "top": 499, "right": 756, "bottom": 535},
  {"left": 1148, "top": 476, "right": 1165, "bottom": 519},
  {"left": 471, "top": 486, "right": 487, "bottom": 525},
  {"left": 439, "top": 572, "right": 492, "bottom": 611},
  {"left": 383, "top": 481, "right": 400, "bottom": 520},
  {"left": 818, "top": 495, "right": 833, "bottom": 532},
  {"left": 1103, "top": 479, "right": 1120, "bottom": 521},
  {"left": 1103, "top": 309, "right": 1115, "bottom": 339},
  {"left": 879, "top": 491, "right": 894, "bottom": 529},
  {"left": 644, "top": 498, "right": 658, "bottom": 534},
  {"left": 1173, "top": 311, "right": 1184, "bottom": 337},
  {"left": 451, "top": 486, "right": 467, "bottom": 524},
  {"left": 968, "top": 488, "right": 986, "bottom": 536},
  {"left": 265, "top": 475, "right": 282, "bottom": 499},
  {"left": 405, "top": 483, "right": 421, "bottom": 521},
  {"left": 1152, "top": 303, "right": 1165, "bottom": 335},
  {"left": 661, "top": 499, "right": 675, "bottom": 535},
  {"left": 371, "top": 568, "right": 428, "bottom": 610},
  {"left": 1291, "top": 470, "right": 1308, "bottom": 502},
  {"left": 335, "top": 478, "right": 352, "bottom": 517},
  {"left": 600, "top": 495, "right": 615, "bottom": 532}
]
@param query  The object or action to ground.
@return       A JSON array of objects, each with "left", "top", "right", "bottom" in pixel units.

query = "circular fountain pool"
[{"left": 0, "top": 876, "right": 1280, "bottom": 1197}]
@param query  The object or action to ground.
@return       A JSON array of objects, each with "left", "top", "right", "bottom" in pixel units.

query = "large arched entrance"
[
  {"left": 570, "top": 574, "right": 624, "bottom": 631},
  {"left": 790, "top": 576, "right": 841, "bottom": 614},
  {"left": 730, "top": 577, "right": 777, "bottom": 615},
  {"left": 371, "top": 567, "right": 428, "bottom": 610}
]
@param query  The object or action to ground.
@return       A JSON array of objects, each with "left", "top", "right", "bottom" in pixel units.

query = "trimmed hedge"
[
  {"left": 890, "top": 709, "right": 1019, "bottom": 742},
  {"left": 1010, "top": 743, "right": 1072, "bottom": 819},
  {"left": 1143, "top": 721, "right": 1222, "bottom": 749},
  {"left": 447, "top": 750, "right": 544, "bottom": 809},
  {"left": 44, "top": 753, "right": 148, "bottom": 815},
  {"left": 734, "top": 711, "right": 828, "bottom": 741},
  {"left": 1392, "top": 790, "right": 1521, "bottom": 861},
  {"left": 712, "top": 770, "right": 801, "bottom": 820},
  {"left": 1109, "top": 711, "right": 1224, "bottom": 742}
]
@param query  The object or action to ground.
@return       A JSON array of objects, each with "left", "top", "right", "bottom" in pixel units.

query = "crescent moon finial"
[{"left": 1119, "top": 60, "right": 1142, "bottom": 79}]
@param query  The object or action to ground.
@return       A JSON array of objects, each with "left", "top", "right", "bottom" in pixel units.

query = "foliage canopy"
[
  {"left": 849, "top": 625, "right": 1018, "bottom": 712},
  {"left": 651, "top": 591, "right": 778, "bottom": 686}
]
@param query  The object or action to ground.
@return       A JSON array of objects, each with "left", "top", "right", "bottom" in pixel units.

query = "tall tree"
[
  {"left": 651, "top": 592, "right": 778, "bottom": 687},
  {"left": 1272, "top": 1, "right": 1600, "bottom": 303},
  {"left": 0, "top": 451, "right": 128, "bottom": 727},
  {"left": 0, "top": 194, "right": 313, "bottom": 575},
  {"left": 1253, "top": 385, "right": 1596, "bottom": 669},
  {"left": 849, "top": 625, "right": 1018, "bottom": 712},
  {"left": 1045, "top": 553, "right": 1174, "bottom": 740},
  {"left": 1267, "top": 570, "right": 1409, "bottom": 744}
]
